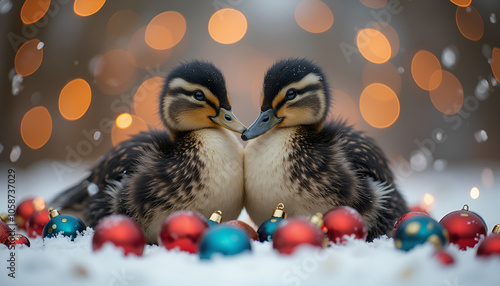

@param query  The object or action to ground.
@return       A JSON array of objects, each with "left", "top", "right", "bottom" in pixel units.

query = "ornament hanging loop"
[
  {"left": 493, "top": 224, "right": 500, "bottom": 234},
  {"left": 462, "top": 204, "right": 469, "bottom": 211}
]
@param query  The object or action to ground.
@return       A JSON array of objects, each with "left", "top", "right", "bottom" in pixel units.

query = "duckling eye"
[
  {"left": 285, "top": 89, "right": 297, "bottom": 100},
  {"left": 193, "top": 90, "right": 206, "bottom": 101}
]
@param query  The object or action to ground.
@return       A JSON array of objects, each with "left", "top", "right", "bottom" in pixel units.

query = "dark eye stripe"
[
  {"left": 168, "top": 88, "right": 218, "bottom": 111},
  {"left": 275, "top": 83, "right": 322, "bottom": 110}
]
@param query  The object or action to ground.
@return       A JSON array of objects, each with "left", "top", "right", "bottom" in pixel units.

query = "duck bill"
[
  {"left": 210, "top": 108, "right": 247, "bottom": 134},
  {"left": 241, "top": 109, "right": 283, "bottom": 141}
]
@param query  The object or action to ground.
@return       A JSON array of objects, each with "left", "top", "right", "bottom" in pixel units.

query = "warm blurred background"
[{"left": 0, "top": 0, "right": 499, "bottom": 199}]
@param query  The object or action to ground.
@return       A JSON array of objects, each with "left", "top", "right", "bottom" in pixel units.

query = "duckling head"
[
  {"left": 241, "top": 58, "right": 329, "bottom": 141},
  {"left": 160, "top": 60, "right": 246, "bottom": 135}
]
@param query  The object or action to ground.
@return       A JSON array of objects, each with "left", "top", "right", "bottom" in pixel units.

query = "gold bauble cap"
[
  {"left": 0, "top": 213, "right": 8, "bottom": 224},
  {"left": 493, "top": 224, "right": 500, "bottom": 234},
  {"left": 271, "top": 203, "right": 287, "bottom": 219},
  {"left": 48, "top": 208, "right": 60, "bottom": 219},
  {"left": 209, "top": 210, "right": 223, "bottom": 223},
  {"left": 309, "top": 213, "right": 324, "bottom": 228}
]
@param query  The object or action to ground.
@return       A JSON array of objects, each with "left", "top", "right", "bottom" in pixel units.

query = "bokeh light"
[
  {"left": 491, "top": 47, "right": 500, "bottom": 82},
  {"left": 133, "top": 77, "right": 164, "bottom": 129},
  {"left": 359, "top": 83, "right": 400, "bottom": 128},
  {"left": 58, "top": 79, "right": 92, "bottom": 121},
  {"left": 145, "top": 11, "right": 186, "bottom": 50},
  {"left": 481, "top": 168, "right": 494, "bottom": 188},
  {"left": 107, "top": 9, "right": 141, "bottom": 40},
  {"left": 128, "top": 26, "right": 172, "bottom": 69},
  {"left": 369, "top": 22, "right": 399, "bottom": 59},
  {"left": 362, "top": 61, "right": 401, "bottom": 95},
  {"left": 456, "top": 6, "right": 484, "bottom": 41},
  {"left": 411, "top": 50, "right": 442, "bottom": 91},
  {"left": 450, "top": 0, "right": 472, "bottom": 7},
  {"left": 356, "top": 28, "right": 391, "bottom": 64},
  {"left": 470, "top": 187, "right": 480, "bottom": 200},
  {"left": 209, "top": 8, "right": 247, "bottom": 44},
  {"left": 20, "top": 106, "right": 52, "bottom": 150},
  {"left": 116, "top": 113, "right": 133, "bottom": 129},
  {"left": 111, "top": 114, "right": 148, "bottom": 146},
  {"left": 21, "top": 0, "right": 50, "bottom": 24},
  {"left": 94, "top": 49, "right": 137, "bottom": 95},
  {"left": 326, "top": 89, "right": 361, "bottom": 127},
  {"left": 74, "top": 0, "right": 106, "bottom": 17},
  {"left": 15, "top": 39, "right": 43, "bottom": 77},
  {"left": 295, "top": 0, "right": 334, "bottom": 34},
  {"left": 429, "top": 70, "right": 464, "bottom": 115},
  {"left": 359, "top": 0, "right": 387, "bottom": 9}
]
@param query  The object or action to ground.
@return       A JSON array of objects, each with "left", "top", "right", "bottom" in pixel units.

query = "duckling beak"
[
  {"left": 241, "top": 109, "right": 283, "bottom": 141},
  {"left": 210, "top": 108, "right": 247, "bottom": 134}
]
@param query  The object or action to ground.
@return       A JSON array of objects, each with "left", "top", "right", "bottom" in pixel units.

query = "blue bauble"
[
  {"left": 198, "top": 225, "right": 252, "bottom": 260},
  {"left": 207, "top": 220, "right": 219, "bottom": 227},
  {"left": 257, "top": 217, "right": 285, "bottom": 242},
  {"left": 43, "top": 210, "right": 86, "bottom": 241},
  {"left": 394, "top": 215, "right": 449, "bottom": 251}
]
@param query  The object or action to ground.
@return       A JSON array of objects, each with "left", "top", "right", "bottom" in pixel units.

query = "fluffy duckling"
[
  {"left": 51, "top": 61, "right": 247, "bottom": 243},
  {"left": 242, "top": 58, "right": 408, "bottom": 241}
]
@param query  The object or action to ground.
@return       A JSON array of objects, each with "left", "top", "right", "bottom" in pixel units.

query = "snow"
[{"left": 0, "top": 161, "right": 499, "bottom": 286}]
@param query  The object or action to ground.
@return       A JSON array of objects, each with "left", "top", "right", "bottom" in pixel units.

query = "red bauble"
[
  {"left": 393, "top": 212, "right": 429, "bottom": 237},
  {"left": 434, "top": 249, "right": 454, "bottom": 266},
  {"left": 26, "top": 209, "right": 50, "bottom": 238},
  {"left": 272, "top": 218, "right": 325, "bottom": 254},
  {"left": 223, "top": 220, "right": 259, "bottom": 241},
  {"left": 323, "top": 206, "right": 367, "bottom": 243},
  {"left": 476, "top": 233, "right": 500, "bottom": 258},
  {"left": 0, "top": 220, "right": 12, "bottom": 244},
  {"left": 92, "top": 215, "right": 146, "bottom": 256},
  {"left": 4, "top": 234, "right": 30, "bottom": 247},
  {"left": 15, "top": 197, "right": 45, "bottom": 230},
  {"left": 439, "top": 205, "right": 487, "bottom": 250},
  {"left": 158, "top": 210, "right": 209, "bottom": 253}
]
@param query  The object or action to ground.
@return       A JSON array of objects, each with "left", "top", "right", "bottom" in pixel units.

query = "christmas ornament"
[
  {"left": 272, "top": 218, "right": 325, "bottom": 254},
  {"left": 15, "top": 197, "right": 45, "bottom": 230},
  {"left": 42, "top": 208, "right": 86, "bottom": 240},
  {"left": 323, "top": 206, "right": 367, "bottom": 243},
  {"left": 257, "top": 203, "right": 287, "bottom": 242},
  {"left": 393, "top": 212, "right": 429, "bottom": 237},
  {"left": 198, "top": 225, "right": 252, "bottom": 260},
  {"left": 476, "top": 224, "right": 500, "bottom": 258},
  {"left": 4, "top": 234, "right": 30, "bottom": 247},
  {"left": 0, "top": 219, "right": 11, "bottom": 244},
  {"left": 409, "top": 205, "right": 430, "bottom": 214},
  {"left": 26, "top": 209, "right": 50, "bottom": 238},
  {"left": 92, "top": 215, "right": 146, "bottom": 256},
  {"left": 439, "top": 204, "right": 487, "bottom": 250},
  {"left": 434, "top": 249, "right": 454, "bottom": 266},
  {"left": 207, "top": 210, "right": 223, "bottom": 227},
  {"left": 394, "top": 215, "right": 449, "bottom": 251},
  {"left": 223, "top": 220, "right": 259, "bottom": 241},
  {"left": 158, "top": 210, "right": 208, "bottom": 253}
]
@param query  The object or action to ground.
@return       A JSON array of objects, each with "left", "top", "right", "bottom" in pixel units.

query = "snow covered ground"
[{"left": 0, "top": 160, "right": 499, "bottom": 286}]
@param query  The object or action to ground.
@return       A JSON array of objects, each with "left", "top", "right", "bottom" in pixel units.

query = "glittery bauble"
[
  {"left": 198, "top": 225, "right": 252, "bottom": 260},
  {"left": 15, "top": 197, "right": 45, "bottom": 230},
  {"left": 26, "top": 209, "right": 50, "bottom": 238},
  {"left": 42, "top": 210, "right": 86, "bottom": 240},
  {"left": 434, "top": 249, "right": 454, "bottom": 266},
  {"left": 158, "top": 210, "right": 209, "bottom": 253},
  {"left": 4, "top": 234, "right": 30, "bottom": 247},
  {"left": 476, "top": 233, "right": 500, "bottom": 258},
  {"left": 439, "top": 205, "right": 487, "bottom": 250},
  {"left": 272, "top": 218, "right": 325, "bottom": 254},
  {"left": 393, "top": 212, "right": 429, "bottom": 237},
  {"left": 92, "top": 215, "right": 146, "bottom": 256},
  {"left": 0, "top": 220, "right": 12, "bottom": 244},
  {"left": 223, "top": 220, "right": 259, "bottom": 241},
  {"left": 323, "top": 206, "right": 367, "bottom": 243},
  {"left": 394, "top": 215, "right": 449, "bottom": 251}
]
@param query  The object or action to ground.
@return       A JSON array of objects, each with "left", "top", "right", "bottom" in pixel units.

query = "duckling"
[
  {"left": 242, "top": 58, "right": 408, "bottom": 241},
  {"left": 50, "top": 61, "right": 247, "bottom": 243}
]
